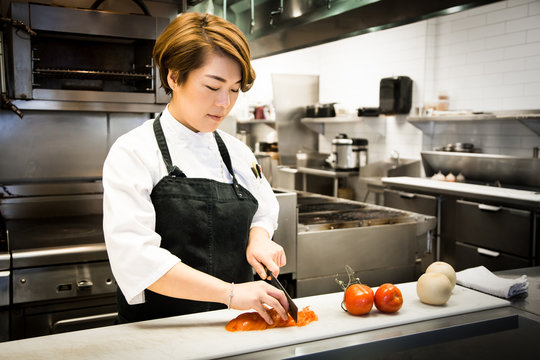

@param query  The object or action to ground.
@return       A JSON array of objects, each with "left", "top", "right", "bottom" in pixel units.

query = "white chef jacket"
[{"left": 102, "top": 106, "right": 279, "bottom": 305}]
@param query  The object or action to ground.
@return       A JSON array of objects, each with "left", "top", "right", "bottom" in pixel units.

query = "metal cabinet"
[
  {"left": 454, "top": 199, "right": 534, "bottom": 270},
  {"left": 454, "top": 241, "right": 530, "bottom": 271},
  {"left": 384, "top": 189, "right": 438, "bottom": 217},
  {"left": 384, "top": 185, "right": 537, "bottom": 272}
]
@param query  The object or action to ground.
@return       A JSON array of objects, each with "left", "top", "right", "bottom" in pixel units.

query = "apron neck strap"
[
  {"left": 153, "top": 114, "right": 185, "bottom": 177},
  {"left": 213, "top": 131, "right": 237, "bottom": 181},
  {"left": 213, "top": 131, "right": 245, "bottom": 199},
  {"left": 152, "top": 114, "right": 239, "bottom": 185}
]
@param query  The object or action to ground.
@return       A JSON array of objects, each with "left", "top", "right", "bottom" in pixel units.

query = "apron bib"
[{"left": 117, "top": 114, "right": 258, "bottom": 323}]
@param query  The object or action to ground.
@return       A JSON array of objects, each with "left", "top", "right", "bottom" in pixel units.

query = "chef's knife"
[{"left": 264, "top": 266, "right": 298, "bottom": 323}]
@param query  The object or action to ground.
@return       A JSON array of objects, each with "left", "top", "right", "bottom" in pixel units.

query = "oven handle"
[
  {"left": 51, "top": 312, "right": 118, "bottom": 333},
  {"left": 77, "top": 279, "right": 94, "bottom": 289}
]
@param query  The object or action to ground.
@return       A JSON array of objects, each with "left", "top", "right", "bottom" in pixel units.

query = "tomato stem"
[{"left": 335, "top": 265, "right": 363, "bottom": 291}]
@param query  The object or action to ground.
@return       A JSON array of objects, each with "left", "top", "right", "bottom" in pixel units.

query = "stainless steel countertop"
[
  {"left": 496, "top": 267, "right": 540, "bottom": 316},
  {"left": 382, "top": 176, "right": 540, "bottom": 207}
]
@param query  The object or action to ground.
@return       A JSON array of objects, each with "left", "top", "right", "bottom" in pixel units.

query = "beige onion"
[
  {"left": 426, "top": 261, "right": 456, "bottom": 290},
  {"left": 416, "top": 272, "right": 452, "bottom": 305}
]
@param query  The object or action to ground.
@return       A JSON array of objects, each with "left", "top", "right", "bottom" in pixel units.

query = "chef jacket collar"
[{"left": 161, "top": 105, "right": 215, "bottom": 145}]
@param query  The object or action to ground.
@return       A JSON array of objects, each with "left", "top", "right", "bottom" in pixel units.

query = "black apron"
[{"left": 117, "top": 114, "right": 258, "bottom": 323}]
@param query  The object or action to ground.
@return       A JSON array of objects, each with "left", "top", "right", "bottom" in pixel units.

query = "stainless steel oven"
[
  {"left": 1, "top": 182, "right": 118, "bottom": 340},
  {"left": 5, "top": 2, "right": 169, "bottom": 105}
]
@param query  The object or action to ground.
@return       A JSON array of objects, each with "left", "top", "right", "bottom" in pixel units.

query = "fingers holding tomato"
[
  {"left": 342, "top": 284, "right": 374, "bottom": 316},
  {"left": 374, "top": 283, "right": 403, "bottom": 313}
]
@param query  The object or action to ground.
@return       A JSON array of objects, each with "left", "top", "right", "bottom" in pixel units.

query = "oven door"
[
  {"left": 10, "top": 261, "right": 118, "bottom": 340},
  {"left": 11, "top": 294, "right": 117, "bottom": 339}
]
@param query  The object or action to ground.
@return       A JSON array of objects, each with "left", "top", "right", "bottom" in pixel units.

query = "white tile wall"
[{"left": 243, "top": 0, "right": 540, "bottom": 161}]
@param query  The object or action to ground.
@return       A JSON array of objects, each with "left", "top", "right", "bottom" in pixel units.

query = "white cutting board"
[{"left": 0, "top": 282, "right": 509, "bottom": 360}]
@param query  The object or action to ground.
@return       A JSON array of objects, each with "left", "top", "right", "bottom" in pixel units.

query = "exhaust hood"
[{"left": 213, "top": 0, "right": 499, "bottom": 59}]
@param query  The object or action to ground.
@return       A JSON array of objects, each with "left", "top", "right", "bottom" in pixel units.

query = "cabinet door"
[
  {"left": 455, "top": 241, "right": 530, "bottom": 271},
  {"left": 455, "top": 200, "right": 531, "bottom": 258},
  {"left": 384, "top": 189, "right": 437, "bottom": 216}
]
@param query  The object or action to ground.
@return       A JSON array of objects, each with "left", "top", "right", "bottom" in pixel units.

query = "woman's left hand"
[{"left": 246, "top": 227, "right": 286, "bottom": 280}]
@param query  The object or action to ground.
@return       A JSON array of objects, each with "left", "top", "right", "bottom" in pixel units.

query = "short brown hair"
[{"left": 153, "top": 12, "right": 255, "bottom": 94}]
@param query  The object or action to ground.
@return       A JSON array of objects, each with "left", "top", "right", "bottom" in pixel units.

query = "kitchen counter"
[
  {"left": 383, "top": 176, "right": 540, "bottom": 207},
  {"left": 0, "top": 268, "right": 538, "bottom": 359}
]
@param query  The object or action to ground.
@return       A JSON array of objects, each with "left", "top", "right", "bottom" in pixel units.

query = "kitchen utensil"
[
  {"left": 435, "top": 143, "right": 478, "bottom": 153},
  {"left": 305, "top": 103, "right": 336, "bottom": 118},
  {"left": 264, "top": 266, "right": 298, "bottom": 322},
  {"left": 357, "top": 107, "right": 380, "bottom": 117}
]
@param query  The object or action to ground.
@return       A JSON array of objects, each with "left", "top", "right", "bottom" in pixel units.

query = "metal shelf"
[
  {"left": 237, "top": 119, "right": 276, "bottom": 125},
  {"left": 34, "top": 68, "right": 152, "bottom": 80},
  {"left": 407, "top": 111, "right": 540, "bottom": 136},
  {"left": 300, "top": 116, "right": 386, "bottom": 137}
]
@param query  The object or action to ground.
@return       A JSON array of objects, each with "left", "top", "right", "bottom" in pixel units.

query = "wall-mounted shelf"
[
  {"left": 300, "top": 115, "right": 386, "bottom": 137},
  {"left": 407, "top": 111, "right": 540, "bottom": 136},
  {"left": 300, "top": 115, "right": 361, "bottom": 124},
  {"left": 237, "top": 119, "right": 276, "bottom": 125}
]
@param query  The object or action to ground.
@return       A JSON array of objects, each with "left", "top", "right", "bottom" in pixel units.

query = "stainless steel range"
[
  {"left": 294, "top": 192, "right": 436, "bottom": 297},
  {"left": 0, "top": 182, "right": 117, "bottom": 340}
]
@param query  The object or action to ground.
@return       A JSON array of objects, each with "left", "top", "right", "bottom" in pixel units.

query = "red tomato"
[
  {"left": 374, "top": 283, "right": 403, "bottom": 313},
  {"left": 343, "top": 284, "right": 374, "bottom": 315}
]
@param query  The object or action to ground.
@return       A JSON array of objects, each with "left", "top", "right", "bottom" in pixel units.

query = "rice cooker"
[
  {"left": 331, "top": 134, "right": 355, "bottom": 170},
  {"left": 330, "top": 134, "right": 369, "bottom": 170}
]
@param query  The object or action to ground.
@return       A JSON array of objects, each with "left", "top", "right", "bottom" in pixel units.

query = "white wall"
[{"left": 242, "top": 0, "right": 540, "bottom": 160}]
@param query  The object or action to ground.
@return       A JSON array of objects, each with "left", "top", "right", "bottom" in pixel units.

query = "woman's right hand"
[{"left": 228, "top": 281, "right": 289, "bottom": 325}]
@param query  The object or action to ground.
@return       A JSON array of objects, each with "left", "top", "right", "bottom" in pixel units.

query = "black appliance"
[
  {"left": 379, "top": 76, "right": 412, "bottom": 115},
  {"left": 357, "top": 107, "right": 380, "bottom": 117},
  {"left": 305, "top": 103, "right": 336, "bottom": 118}
]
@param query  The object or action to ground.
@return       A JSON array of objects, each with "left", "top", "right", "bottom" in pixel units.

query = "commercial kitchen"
[{"left": 0, "top": 0, "right": 539, "bottom": 358}]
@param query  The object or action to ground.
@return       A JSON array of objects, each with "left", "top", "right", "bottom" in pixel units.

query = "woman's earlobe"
[{"left": 167, "top": 71, "right": 178, "bottom": 90}]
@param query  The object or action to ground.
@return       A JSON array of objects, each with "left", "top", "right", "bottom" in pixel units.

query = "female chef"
[{"left": 102, "top": 12, "right": 288, "bottom": 325}]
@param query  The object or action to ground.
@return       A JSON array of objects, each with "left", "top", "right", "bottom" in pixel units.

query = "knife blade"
[{"left": 264, "top": 266, "right": 298, "bottom": 323}]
